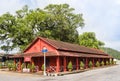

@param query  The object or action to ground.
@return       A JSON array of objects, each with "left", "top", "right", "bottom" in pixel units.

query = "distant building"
[
  {"left": 0, "top": 53, "right": 13, "bottom": 62},
  {"left": 11, "top": 37, "right": 113, "bottom": 73}
]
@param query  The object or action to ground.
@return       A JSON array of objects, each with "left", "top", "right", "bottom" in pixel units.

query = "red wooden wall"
[{"left": 24, "top": 39, "right": 56, "bottom": 53}]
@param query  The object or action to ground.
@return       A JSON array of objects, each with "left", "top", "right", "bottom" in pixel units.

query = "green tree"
[
  {"left": 44, "top": 4, "right": 84, "bottom": 43},
  {"left": 101, "top": 47, "right": 120, "bottom": 60},
  {"left": 78, "top": 32, "right": 104, "bottom": 49},
  {"left": 0, "top": 4, "right": 84, "bottom": 52}
]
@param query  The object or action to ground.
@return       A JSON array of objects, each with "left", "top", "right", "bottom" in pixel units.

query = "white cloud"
[{"left": 0, "top": 0, "right": 26, "bottom": 15}]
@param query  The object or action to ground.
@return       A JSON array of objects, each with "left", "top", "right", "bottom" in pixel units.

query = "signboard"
[
  {"left": 24, "top": 57, "right": 31, "bottom": 62},
  {"left": 42, "top": 47, "right": 48, "bottom": 53}
]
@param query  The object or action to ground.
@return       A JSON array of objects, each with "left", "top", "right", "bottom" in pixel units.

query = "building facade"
[{"left": 12, "top": 37, "right": 113, "bottom": 73}]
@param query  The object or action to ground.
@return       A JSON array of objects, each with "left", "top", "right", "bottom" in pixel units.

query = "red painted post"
[
  {"left": 31, "top": 58, "right": 34, "bottom": 65},
  {"left": 19, "top": 58, "right": 22, "bottom": 71},
  {"left": 64, "top": 56, "right": 67, "bottom": 72},
  {"left": 76, "top": 57, "right": 79, "bottom": 70},
  {"left": 56, "top": 56, "right": 60, "bottom": 72},
  {"left": 85, "top": 58, "right": 88, "bottom": 69}
]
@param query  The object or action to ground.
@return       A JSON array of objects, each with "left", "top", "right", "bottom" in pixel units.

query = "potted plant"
[
  {"left": 109, "top": 60, "right": 112, "bottom": 65},
  {"left": 114, "top": 61, "right": 116, "bottom": 65},
  {"left": 67, "top": 61, "right": 73, "bottom": 71},
  {"left": 41, "top": 64, "right": 44, "bottom": 71},
  {"left": 27, "top": 64, "right": 31, "bottom": 72},
  {"left": 106, "top": 61, "right": 109, "bottom": 65},
  {"left": 80, "top": 61, "right": 84, "bottom": 69},
  {"left": 96, "top": 61, "right": 100, "bottom": 67},
  {"left": 21, "top": 63, "right": 25, "bottom": 70},
  {"left": 31, "top": 63, "right": 35, "bottom": 72},
  {"left": 101, "top": 61, "right": 104, "bottom": 66},
  {"left": 88, "top": 61, "right": 93, "bottom": 68}
]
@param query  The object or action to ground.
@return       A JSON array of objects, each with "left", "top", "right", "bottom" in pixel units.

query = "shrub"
[
  {"left": 6, "top": 60, "right": 13, "bottom": 67},
  {"left": 109, "top": 60, "right": 112, "bottom": 65},
  {"left": 80, "top": 61, "right": 84, "bottom": 69},
  {"left": 88, "top": 61, "right": 93, "bottom": 68},
  {"left": 12, "top": 63, "right": 17, "bottom": 71},
  {"left": 27, "top": 64, "right": 31, "bottom": 69},
  {"left": 41, "top": 64, "right": 44, "bottom": 71},
  {"left": 96, "top": 61, "right": 100, "bottom": 67},
  {"left": 8, "top": 63, "right": 12, "bottom": 71},
  {"left": 114, "top": 61, "right": 117, "bottom": 64},
  {"left": 106, "top": 61, "right": 109, "bottom": 65},
  {"left": 101, "top": 61, "right": 104, "bottom": 66},
  {"left": 31, "top": 64, "right": 35, "bottom": 72},
  {"left": 21, "top": 63, "right": 25, "bottom": 70},
  {"left": 67, "top": 61, "right": 73, "bottom": 71},
  {"left": 0, "top": 63, "right": 2, "bottom": 69}
]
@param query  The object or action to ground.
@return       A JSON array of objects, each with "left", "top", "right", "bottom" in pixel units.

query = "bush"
[
  {"left": 106, "top": 61, "right": 109, "bottom": 65},
  {"left": 21, "top": 63, "right": 25, "bottom": 70},
  {"left": 8, "top": 63, "right": 12, "bottom": 71},
  {"left": 101, "top": 61, "right": 104, "bottom": 66},
  {"left": 67, "top": 61, "right": 73, "bottom": 71},
  {"left": 109, "top": 60, "right": 112, "bottom": 65},
  {"left": 114, "top": 61, "right": 117, "bottom": 64},
  {"left": 31, "top": 64, "right": 35, "bottom": 72},
  {"left": 88, "top": 61, "right": 93, "bottom": 68},
  {"left": 6, "top": 60, "right": 14, "bottom": 67},
  {"left": 27, "top": 64, "right": 31, "bottom": 69},
  {"left": 96, "top": 61, "right": 100, "bottom": 67},
  {"left": 80, "top": 61, "right": 84, "bottom": 69},
  {"left": 12, "top": 63, "right": 17, "bottom": 71},
  {"left": 41, "top": 64, "right": 44, "bottom": 71},
  {"left": 0, "top": 63, "right": 2, "bottom": 69}
]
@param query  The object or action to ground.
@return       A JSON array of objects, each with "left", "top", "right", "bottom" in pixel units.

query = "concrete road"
[{"left": 0, "top": 62, "right": 120, "bottom": 81}]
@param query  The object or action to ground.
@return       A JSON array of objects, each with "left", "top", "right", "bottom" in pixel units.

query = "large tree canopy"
[
  {"left": 0, "top": 4, "right": 84, "bottom": 52},
  {"left": 78, "top": 32, "right": 104, "bottom": 49}
]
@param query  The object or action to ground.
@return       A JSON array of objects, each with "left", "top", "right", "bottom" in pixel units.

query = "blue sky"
[{"left": 0, "top": 0, "right": 120, "bottom": 52}]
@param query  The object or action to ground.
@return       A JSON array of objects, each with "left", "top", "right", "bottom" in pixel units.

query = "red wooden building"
[{"left": 12, "top": 37, "right": 113, "bottom": 73}]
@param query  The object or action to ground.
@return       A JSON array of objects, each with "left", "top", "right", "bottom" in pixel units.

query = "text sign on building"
[{"left": 24, "top": 57, "right": 31, "bottom": 62}]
